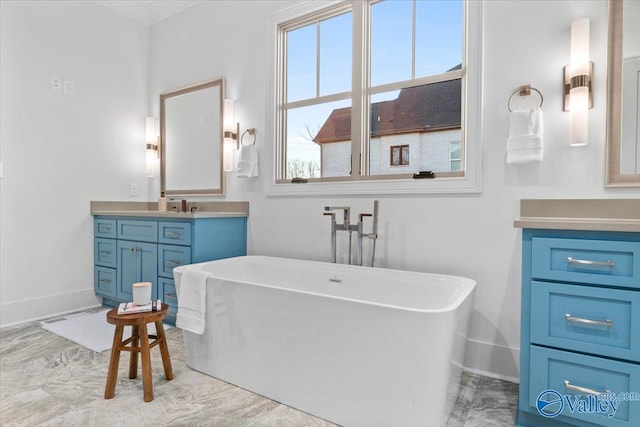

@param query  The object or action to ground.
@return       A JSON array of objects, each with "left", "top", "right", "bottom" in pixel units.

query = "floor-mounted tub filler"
[{"left": 174, "top": 256, "right": 476, "bottom": 427}]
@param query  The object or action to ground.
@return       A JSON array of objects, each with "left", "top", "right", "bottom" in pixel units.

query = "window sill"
[{"left": 266, "top": 174, "right": 481, "bottom": 197}]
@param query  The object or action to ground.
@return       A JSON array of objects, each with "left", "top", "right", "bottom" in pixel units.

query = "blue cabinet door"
[{"left": 117, "top": 240, "right": 157, "bottom": 301}]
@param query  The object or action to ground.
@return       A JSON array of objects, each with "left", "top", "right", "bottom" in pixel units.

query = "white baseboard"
[
  {"left": 464, "top": 338, "right": 520, "bottom": 383},
  {"left": 0, "top": 289, "right": 101, "bottom": 327}
]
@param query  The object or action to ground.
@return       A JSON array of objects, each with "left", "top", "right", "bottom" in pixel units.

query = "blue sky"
[{"left": 285, "top": 0, "right": 463, "bottom": 172}]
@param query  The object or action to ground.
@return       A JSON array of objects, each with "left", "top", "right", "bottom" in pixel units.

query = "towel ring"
[
  {"left": 241, "top": 128, "right": 256, "bottom": 146},
  {"left": 507, "top": 85, "right": 543, "bottom": 112}
]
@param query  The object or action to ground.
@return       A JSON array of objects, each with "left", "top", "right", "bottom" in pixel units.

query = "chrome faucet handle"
[{"left": 324, "top": 206, "right": 351, "bottom": 225}]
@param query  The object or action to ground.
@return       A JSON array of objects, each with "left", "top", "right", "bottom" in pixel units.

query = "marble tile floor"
[{"left": 0, "top": 310, "right": 518, "bottom": 427}]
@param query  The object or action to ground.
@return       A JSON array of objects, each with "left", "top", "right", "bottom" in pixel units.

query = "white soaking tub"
[{"left": 174, "top": 256, "right": 476, "bottom": 427}]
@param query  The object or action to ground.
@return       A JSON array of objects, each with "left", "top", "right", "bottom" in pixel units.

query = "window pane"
[
  {"left": 450, "top": 141, "right": 461, "bottom": 171},
  {"left": 416, "top": 0, "right": 463, "bottom": 76},
  {"left": 391, "top": 146, "right": 400, "bottom": 166},
  {"left": 369, "top": 80, "right": 461, "bottom": 175},
  {"left": 287, "top": 24, "right": 317, "bottom": 102},
  {"left": 320, "top": 12, "right": 352, "bottom": 96},
  {"left": 401, "top": 145, "right": 410, "bottom": 165},
  {"left": 286, "top": 100, "right": 351, "bottom": 179},
  {"left": 370, "top": 0, "right": 412, "bottom": 86}
]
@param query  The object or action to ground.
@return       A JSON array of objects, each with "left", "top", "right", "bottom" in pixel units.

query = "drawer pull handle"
[
  {"left": 100, "top": 251, "right": 112, "bottom": 255},
  {"left": 566, "top": 256, "right": 614, "bottom": 268},
  {"left": 165, "top": 232, "right": 180, "bottom": 237},
  {"left": 165, "top": 293, "right": 178, "bottom": 300},
  {"left": 564, "top": 380, "right": 610, "bottom": 396},
  {"left": 99, "top": 278, "right": 112, "bottom": 283},
  {"left": 165, "top": 260, "right": 181, "bottom": 266},
  {"left": 565, "top": 313, "right": 613, "bottom": 328}
]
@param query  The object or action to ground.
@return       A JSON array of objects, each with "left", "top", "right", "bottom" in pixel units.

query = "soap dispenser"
[{"left": 158, "top": 192, "right": 167, "bottom": 212}]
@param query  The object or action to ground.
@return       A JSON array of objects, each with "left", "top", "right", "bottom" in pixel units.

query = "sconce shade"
[
  {"left": 146, "top": 148, "right": 155, "bottom": 177},
  {"left": 223, "top": 99, "right": 238, "bottom": 171},
  {"left": 145, "top": 116, "right": 157, "bottom": 177},
  {"left": 568, "top": 18, "right": 590, "bottom": 147},
  {"left": 223, "top": 138, "right": 234, "bottom": 171},
  {"left": 146, "top": 117, "right": 155, "bottom": 144},
  {"left": 223, "top": 99, "right": 235, "bottom": 133}
]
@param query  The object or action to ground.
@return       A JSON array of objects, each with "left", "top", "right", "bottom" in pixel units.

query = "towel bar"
[
  {"left": 241, "top": 128, "right": 256, "bottom": 146},
  {"left": 508, "top": 85, "right": 544, "bottom": 112}
]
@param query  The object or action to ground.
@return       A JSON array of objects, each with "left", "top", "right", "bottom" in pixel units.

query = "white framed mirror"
[
  {"left": 160, "top": 78, "right": 225, "bottom": 195},
  {"left": 606, "top": 0, "right": 640, "bottom": 186}
]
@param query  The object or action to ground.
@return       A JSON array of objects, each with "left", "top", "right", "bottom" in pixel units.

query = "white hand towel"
[
  {"left": 506, "top": 107, "right": 544, "bottom": 165},
  {"left": 175, "top": 269, "right": 209, "bottom": 334},
  {"left": 237, "top": 144, "right": 259, "bottom": 178}
]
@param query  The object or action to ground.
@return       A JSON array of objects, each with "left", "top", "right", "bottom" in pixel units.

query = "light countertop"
[
  {"left": 514, "top": 199, "right": 640, "bottom": 232},
  {"left": 91, "top": 201, "right": 249, "bottom": 219}
]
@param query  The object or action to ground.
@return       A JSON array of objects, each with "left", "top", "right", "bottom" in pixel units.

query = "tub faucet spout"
[{"left": 324, "top": 206, "right": 351, "bottom": 230}]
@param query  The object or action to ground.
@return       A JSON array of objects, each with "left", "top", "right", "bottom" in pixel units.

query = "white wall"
[
  {"left": 0, "top": 1, "right": 149, "bottom": 324},
  {"left": 2, "top": 0, "right": 639, "bottom": 382},
  {"left": 149, "top": 0, "right": 639, "bottom": 381}
]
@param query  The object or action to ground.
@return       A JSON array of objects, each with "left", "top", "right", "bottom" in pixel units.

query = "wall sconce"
[
  {"left": 563, "top": 18, "right": 592, "bottom": 147},
  {"left": 223, "top": 99, "right": 239, "bottom": 171},
  {"left": 145, "top": 116, "right": 158, "bottom": 177}
]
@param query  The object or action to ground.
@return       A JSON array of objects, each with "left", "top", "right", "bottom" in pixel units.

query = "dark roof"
[{"left": 314, "top": 78, "right": 461, "bottom": 144}]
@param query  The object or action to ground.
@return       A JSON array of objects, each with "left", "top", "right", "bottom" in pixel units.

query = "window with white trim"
[{"left": 268, "top": 0, "right": 481, "bottom": 194}]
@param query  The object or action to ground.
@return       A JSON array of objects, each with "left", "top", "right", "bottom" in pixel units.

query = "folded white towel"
[
  {"left": 506, "top": 107, "right": 544, "bottom": 165},
  {"left": 175, "top": 269, "right": 209, "bottom": 334},
  {"left": 237, "top": 144, "right": 259, "bottom": 178}
]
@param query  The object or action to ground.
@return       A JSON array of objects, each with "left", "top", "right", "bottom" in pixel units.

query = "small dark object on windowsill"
[
  {"left": 413, "top": 171, "right": 436, "bottom": 179},
  {"left": 291, "top": 177, "right": 308, "bottom": 184}
]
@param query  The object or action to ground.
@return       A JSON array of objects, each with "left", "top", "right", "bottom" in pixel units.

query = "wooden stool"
[{"left": 104, "top": 303, "right": 174, "bottom": 402}]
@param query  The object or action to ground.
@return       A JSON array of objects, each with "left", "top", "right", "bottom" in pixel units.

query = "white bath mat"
[{"left": 41, "top": 310, "right": 169, "bottom": 353}]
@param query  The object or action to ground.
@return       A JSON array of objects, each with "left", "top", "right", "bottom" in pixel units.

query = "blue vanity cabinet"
[
  {"left": 516, "top": 229, "right": 640, "bottom": 427},
  {"left": 93, "top": 215, "right": 247, "bottom": 324}
]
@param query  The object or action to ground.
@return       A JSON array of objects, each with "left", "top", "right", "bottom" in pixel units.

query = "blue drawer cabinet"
[
  {"left": 530, "top": 346, "right": 640, "bottom": 427},
  {"left": 532, "top": 237, "right": 640, "bottom": 288},
  {"left": 95, "top": 219, "right": 117, "bottom": 238},
  {"left": 95, "top": 266, "right": 117, "bottom": 299},
  {"left": 159, "top": 222, "right": 191, "bottom": 245},
  {"left": 117, "top": 220, "right": 157, "bottom": 242},
  {"left": 531, "top": 281, "right": 640, "bottom": 362},
  {"left": 517, "top": 229, "right": 640, "bottom": 427},
  {"left": 158, "top": 244, "right": 191, "bottom": 277},
  {"left": 94, "top": 238, "right": 116, "bottom": 268},
  {"left": 158, "top": 277, "right": 178, "bottom": 324},
  {"left": 93, "top": 215, "right": 247, "bottom": 324}
]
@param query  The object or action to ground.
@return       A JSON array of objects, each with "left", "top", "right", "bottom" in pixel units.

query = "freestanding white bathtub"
[{"left": 174, "top": 256, "right": 476, "bottom": 427}]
